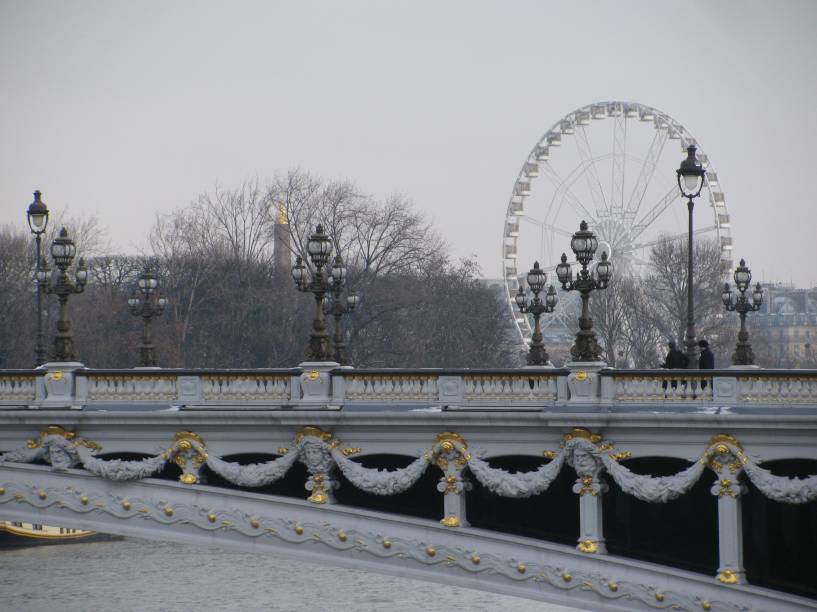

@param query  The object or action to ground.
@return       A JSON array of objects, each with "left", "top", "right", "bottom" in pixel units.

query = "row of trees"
[
  {"left": 0, "top": 170, "right": 797, "bottom": 370},
  {"left": 0, "top": 171, "right": 514, "bottom": 369}
]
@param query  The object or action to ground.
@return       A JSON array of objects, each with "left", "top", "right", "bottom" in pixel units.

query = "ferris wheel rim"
[{"left": 502, "top": 100, "right": 732, "bottom": 346}]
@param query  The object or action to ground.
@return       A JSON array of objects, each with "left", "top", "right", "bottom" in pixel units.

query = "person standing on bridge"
[
  {"left": 698, "top": 339, "right": 715, "bottom": 377},
  {"left": 663, "top": 341, "right": 689, "bottom": 369}
]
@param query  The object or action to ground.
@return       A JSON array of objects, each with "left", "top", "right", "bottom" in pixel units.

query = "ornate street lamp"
[
  {"left": 26, "top": 190, "right": 50, "bottom": 366},
  {"left": 292, "top": 224, "right": 335, "bottom": 361},
  {"left": 555, "top": 221, "right": 613, "bottom": 362},
  {"left": 515, "top": 262, "right": 557, "bottom": 365},
  {"left": 677, "top": 144, "right": 706, "bottom": 368},
  {"left": 722, "top": 258, "right": 763, "bottom": 366},
  {"left": 128, "top": 268, "right": 169, "bottom": 367},
  {"left": 322, "top": 255, "right": 360, "bottom": 365},
  {"left": 40, "top": 228, "right": 88, "bottom": 362}
]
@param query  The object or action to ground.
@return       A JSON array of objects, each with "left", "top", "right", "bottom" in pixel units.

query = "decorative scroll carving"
[
  {"left": 206, "top": 452, "right": 299, "bottom": 488},
  {"left": 331, "top": 450, "right": 429, "bottom": 495},
  {"left": 742, "top": 462, "right": 817, "bottom": 504},
  {"left": 467, "top": 453, "right": 565, "bottom": 498},
  {"left": 78, "top": 449, "right": 168, "bottom": 481},
  {"left": 602, "top": 458, "right": 706, "bottom": 503}
]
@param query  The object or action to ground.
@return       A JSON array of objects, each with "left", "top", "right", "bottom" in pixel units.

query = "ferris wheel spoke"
[
  {"left": 519, "top": 215, "right": 574, "bottom": 238},
  {"left": 610, "top": 114, "right": 626, "bottom": 213},
  {"left": 630, "top": 185, "right": 681, "bottom": 241},
  {"left": 625, "top": 129, "right": 669, "bottom": 218},
  {"left": 575, "top": 127, "right": 609, "bottom": 215},
  {"left": 539, "top": 162, "right": 595, "bottom": 222},
  {"left": 628, "top": 225, "right": 718, "bottom": 251}
]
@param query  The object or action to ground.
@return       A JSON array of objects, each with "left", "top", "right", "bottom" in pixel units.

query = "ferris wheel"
[{"left": 502, "top": 101, "right": 733, "bottom": 345}]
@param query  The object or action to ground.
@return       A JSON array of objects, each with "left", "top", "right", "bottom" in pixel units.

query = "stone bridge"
[{"left": 1, "top": 362, "right": 816, "bottom": 611}]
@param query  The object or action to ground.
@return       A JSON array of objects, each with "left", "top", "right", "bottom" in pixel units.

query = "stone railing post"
[{"left": 711, "top": 477, "right": 747, "bottom": 585}]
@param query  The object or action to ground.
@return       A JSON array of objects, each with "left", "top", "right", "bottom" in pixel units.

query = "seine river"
[{"left": 1, "top": 538, "right": 578, "bottom": 611}]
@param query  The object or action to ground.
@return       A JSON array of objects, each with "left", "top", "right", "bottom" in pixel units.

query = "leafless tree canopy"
[{"left": 0, "top": 172, "right": 512, "bottom": 369}]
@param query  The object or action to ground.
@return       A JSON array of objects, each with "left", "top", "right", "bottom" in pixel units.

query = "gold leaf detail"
[
  {"left": 578, "top": 539, "right": 598, "bottom": 553},
  {"left": 542, "top": 450, "right": 556, "bottom": 459},
  {"left": 207, "top": 512, "right": 217, "bottom": 523},
  {"left": 516, "top": 563, "right": 526, "bottom": 574},
  {"left": 342, "top": 447, "right": 362, "bottom": 457},
  {"left": 717, "top": 570, "right": 739, "bottom": 584},
  {"left": 121, "top": 500, "right": 132, "bottom": 511},
  {"left": 37, "top": 490, "right": 47, "bottom": 500},
  {"left": 338, "top": 531, "right": 347, "bottom": 542},
  {"left": 701, "top": 602, "right": 712, "bottom": 611},
  {"left": 655, "top": 592, "right": 665, "bottom": 602},
  {"left": 440, "top": 515, "right": 461, "bottom": 528},
  {"left": 382, "top": 538, "right": 391, "bottom": 549},
  {"left": 164, "top": 506, "right": 174, "bottom": 517},
  {"left": 294, "top": 524, "right": 304, "bottom": 535},
  {"left": 471, "top": 555, "right": 480, "bottom": 565},
  {"left": 179, "top": 473, "right": 198, "bottom": 485},
  {"left": 277, "top": 447, "right": 289, "bottom": 455},
  {"left": 608, "top": 581, "right": 618, "bottom": 592},
  {"left": 562, "top": 572, "right": 572, "bottom": 582},
  {"left": 250, "top": 518, "right": 260, "bottom": 529},
  {"left": 426, "top": 546, "right": 436, "bottom": 557}
]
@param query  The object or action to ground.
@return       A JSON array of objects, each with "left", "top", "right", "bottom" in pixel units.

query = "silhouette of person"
[
  {"left": 663, "top": 341, "right": 689, "bottom": 369},
  {"left": 699, "top": 339, "right": 715, "bottom": 369}
]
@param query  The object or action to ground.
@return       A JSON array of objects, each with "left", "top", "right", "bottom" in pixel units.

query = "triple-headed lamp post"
[
  {"left": 128, "top": 269, "right": 169, "bottom": 367},
  {"left": 514, "top": 262, "right": 557, "bottom": 365},
  {"left": 722, "top": 258, "right": 763, "bottom": 366},
  {"left": 555, "top": 221, "right": 613, "bottom": 362},
  {"left": 26, "top": 190, "right": 50, "bottom": 366},
  {"left": 38, "top": 228, "right": 88, "bottom": 362},
  {"left": 323, "top": 255, "right": 359, "bottom": 365},
  {"left": 292, "top": 225, "right": 335, "bottom": 361},
  {"left": 677, "top": 145, "right": 707, "bottom": 368}
]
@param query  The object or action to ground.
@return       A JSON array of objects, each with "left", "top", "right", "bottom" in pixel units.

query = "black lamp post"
[
  {"left": 323, "top": 255, "right": 359, "bottom": 365},
  {"left": 128, "top": 269, "right": 168, "bottom": 367},
  {"left": 26, "top": 190, "right": 50, "bottom": 366},
  {"left": 555, "top": 221, "right": 613, "bottom": 362},
  {"left": 515, "top": 262, "right": 557, "bottom": 365},
  {"left": 722, "top": 258, "right": 763, "bottom": 366},
  {"left": 677, "top": 145, "right": 706, "bottom": 368},
  {"left": 292, "top": 224, "right": 334, "bottom": 361},
  {"left": 40, "top": 228, "right": 87, "bottom": 362}
]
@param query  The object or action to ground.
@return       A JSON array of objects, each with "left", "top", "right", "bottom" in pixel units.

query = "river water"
[{"left": 0, "top": 538, "right": 578, "bottom": 611}]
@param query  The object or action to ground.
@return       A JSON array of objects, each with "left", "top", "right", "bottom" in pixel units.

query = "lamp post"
[
  {"left": 40, "top": 228, "right": 87, "bottom": 362},
  {"left": 128, "top": 269, "right": 168, "bottom": 367},
  {"left": 26, "top": 190, "right": 50, "bottom": 366},
  {"left": 722, "top": 258, "right": 763, "bottom": 366},
  {"left": 323, "top": 255, "right": 360, "bottom": 365},
  {"left": 514, "top": 262, "right": 557, "bottom": 365},
  {"left": 555, "top": 221, "right": 613, "bottom": 362},
  {"left": 292, "top": 224, "right": 334, "bottom": 361},
  {"left": 677, "top": 145, "right": 706, "bottom": 368}
]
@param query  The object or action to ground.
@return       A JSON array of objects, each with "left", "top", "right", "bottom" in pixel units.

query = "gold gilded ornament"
[
  {"left": 121, "top": 500, "right": 132, "bottom": 510},
  {"left": 440, "top": 515, "right": 461, "bottom": 528},
  {"left": 338, "top": 531, "right": 347, "bottom": 542},
  {"left": 179, "top": 473, "right": 198, "bottom": 485},
  {"left": 164, "top": 506, "right": 174, "bottom": 517},
  {"left": 717, "top": 570, "right": 739, "bottom": 584},
  {"left": 207, "top": 512, "right": 217, "bottom": 523},
  {"left": 516, "top": 563, "right": 526, "bottom": 574},
  {"left": 37, "top": 490, "right": 47, "bottom": 500},
  {"left": 578, "top": 539, "right": 599, "bottom": 553},
  {"left": 382, "top": 538, "right": 392, "bottom": 549},
  {"left": 426, "top": 546, "right": 436, "bottom": 557},
  {"left": 80, "top": 494, "right": 89, "bottom": 505}
]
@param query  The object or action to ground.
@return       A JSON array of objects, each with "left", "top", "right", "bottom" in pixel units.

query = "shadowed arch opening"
[
  {"left": 603, "top": 457, "right": 717, "bottom": 575},
  {"left": 334, "top": 454, "right": 441, "bottom": 521},
  {"left": 743, "top": 458, "right": 817, "bottom": 600},
  {"left": 465, "top": 455, "right": 577, "bottom": 545}
]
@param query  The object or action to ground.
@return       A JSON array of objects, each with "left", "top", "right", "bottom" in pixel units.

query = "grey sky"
[{"left": 2, "top": 1, "right": 816, "bottom": 285}]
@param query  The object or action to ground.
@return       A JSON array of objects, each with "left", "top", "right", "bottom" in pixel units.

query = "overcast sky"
[{"left": 2, "top": 1, "right": 816, "bottom": 285}]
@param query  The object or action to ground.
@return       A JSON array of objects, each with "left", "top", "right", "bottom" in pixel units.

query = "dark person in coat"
[
  {"left": 699, "top": 339, "right": 715, "bottom": 369},
  {"left": 663, "top": 341, "right": 689, "bottom": 369}
]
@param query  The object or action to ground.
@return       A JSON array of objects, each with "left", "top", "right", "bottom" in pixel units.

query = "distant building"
[{"left": 750, "top": 282, "right": 817, "bottom": 367}]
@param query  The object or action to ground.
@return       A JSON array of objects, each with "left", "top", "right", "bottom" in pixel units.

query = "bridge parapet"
[{"left": 5, "top": 364, "right": 817, "bottom": 413}]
